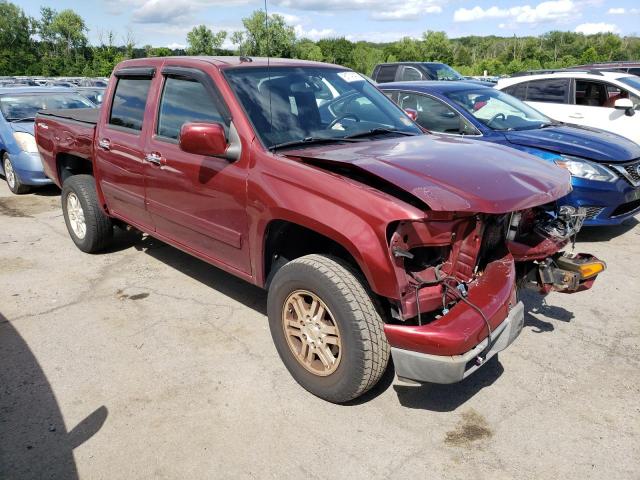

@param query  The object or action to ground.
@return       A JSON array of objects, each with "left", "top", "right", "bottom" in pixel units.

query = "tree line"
[{"left": 1, "top": 0, "right": 639, "bottom": 78}]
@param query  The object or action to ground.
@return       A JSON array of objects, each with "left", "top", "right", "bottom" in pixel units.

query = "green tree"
[
  {"left": 186, "top": 25, "right": 226, "bottom": 55},
  {"left": 295, "top": 39, "right": 323, "bottom": 61},
  {"left": 421, "top": 31, "right": 453, "bottom": 64},
  {"left": 0, "top": 1, "right": 36, "bottom": 75},
  {"left": 350, "top": 43, "right": 384, "bottom": 74},
  {"left": 233, "top": 10, "right": 295, "bottom": 57},
  {"left": 51, "top": 9, "right": 87, "bottom": 54}
]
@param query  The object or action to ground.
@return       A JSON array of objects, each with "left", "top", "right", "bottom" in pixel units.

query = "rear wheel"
[
  {"left": 267, "top": 254, "right": 389, "bottom": 403},
  {"left": 61, "top": 175, "right": 113, "bottom": 253},
  {"left": 3, "top": 153, "right": 30, "bottom": 194}
]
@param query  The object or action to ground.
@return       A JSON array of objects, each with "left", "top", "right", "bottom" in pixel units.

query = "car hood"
[
  {"left": 504, "top": 124, "right": 640, "bottom": 163},
  {"left": 8, "top": 121, "right": 35, "bottom": 135},
  {"left": 284, "top": 135, "right": 571, "bottom": 213}
]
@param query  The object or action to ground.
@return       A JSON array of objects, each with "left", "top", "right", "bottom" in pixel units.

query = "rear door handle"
[
  {"left": 98, "top": 138, "right": 111, "bottom": 150},
  {"left": 569, "top": 113, "right": 584, "bottom": 119},
  {"left": 144, "top": 152, "right": 164, "bottom": 166}
]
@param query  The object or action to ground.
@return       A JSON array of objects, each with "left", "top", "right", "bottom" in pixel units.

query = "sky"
[{"left": 17, "top": 0, "right": 640, "bottom": 49}]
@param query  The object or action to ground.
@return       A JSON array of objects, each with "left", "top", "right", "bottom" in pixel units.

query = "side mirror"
[
  {"left": 614, "top": 98, "right": 635, "bottom": 116},
  {"left": 179, "top": 122, "right": 228, "bottom": 157},
  {"left": 404, "top": 108, "right": 418, "bottom": 121}
]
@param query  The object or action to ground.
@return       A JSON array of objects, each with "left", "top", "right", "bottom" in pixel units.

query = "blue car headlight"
[
  {"left": 554, "top": 155, "right": 617, "bottom": 182},
  {"left": 12, "top": 132, "right": 38, "bottom": 154}
]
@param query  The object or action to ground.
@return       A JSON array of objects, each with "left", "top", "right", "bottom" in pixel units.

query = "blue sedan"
[
  {"left": 0, "top": 87, "right": 95, "bottom": 194},
  {"left": 380, "top": 81, "right": 640, "bottom": 226}
]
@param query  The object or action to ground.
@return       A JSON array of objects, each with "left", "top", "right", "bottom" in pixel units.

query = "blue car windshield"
[
  {"left": 445, "top": 88, "right": 553, "bottom": 131},
  {"left": 224, "top": 66, "right": 421, "bottom": 149},
  {"left": 424, "top": 63, "right": 465, "bottom": 81},
  {"left": 0, "top": 93, "right": 94, "bottom": 121}
]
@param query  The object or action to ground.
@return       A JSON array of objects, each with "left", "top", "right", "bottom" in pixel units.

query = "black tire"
[
  {"left": 3, "top": 153, "right": 30, "bottom": 194},
  {"left": 61, "top": 174, "right": 113, "bottom": 253},
  {"left": 267, "top": 254, "right": 389, "bottom": 403}
]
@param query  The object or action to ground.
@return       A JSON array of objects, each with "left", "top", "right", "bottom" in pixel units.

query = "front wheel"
[
  {"left": 267, "top": 254, "right": 389, "bottom": 403},
  {"left": 3, "top": 153, "right": 30, "bottom": 194},
  {"left": 61, "top": 175, "right": 113, "bottom": 253}
]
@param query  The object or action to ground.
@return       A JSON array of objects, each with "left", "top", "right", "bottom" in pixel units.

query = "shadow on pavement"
[
  {"left": 0, "top": 314, "right": 108, "bottom": 479},
  {"left": 519, "top": 289, "right": 574, "bottom": 334},
  {"left": 577, "top": 217, "right": 638, "bottom": 243},
  {"left": 31, "top": 185, "right": 61, "bottom": 197},
  {"left": 392, "top": 355, "right": 504, "bottom": 411}
]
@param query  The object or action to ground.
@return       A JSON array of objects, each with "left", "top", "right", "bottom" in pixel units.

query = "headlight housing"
[
  {"left": 12, "top": 132, "right": 38, "bottom": 153},
  {"left": 554, "top": 155, "right": 616, "bottom": 182}
]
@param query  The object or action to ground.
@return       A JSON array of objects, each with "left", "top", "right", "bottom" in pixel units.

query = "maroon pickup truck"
[{"left": 35, "top": 57, "right": 604, "bottom": 403}]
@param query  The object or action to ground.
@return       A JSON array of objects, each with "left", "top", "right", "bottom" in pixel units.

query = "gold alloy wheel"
[{"left": 282, "top": 290, "right": 342, "bottom": 376}]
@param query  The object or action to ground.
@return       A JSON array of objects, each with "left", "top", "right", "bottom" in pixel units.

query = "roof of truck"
[{"left": 116, "top": 56, "right": 342, "bottom": 70}]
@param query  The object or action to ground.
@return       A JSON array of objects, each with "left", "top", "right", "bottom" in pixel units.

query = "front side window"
[
  {"left": 0, "top": 93, "right": 94, "bottom": 121},
  {"left": 400, "top": 66, "right": 423, "bottom": 82},
  {"left": 399, "top": 92, "right": 478, "bottom": 135},
  {"left": 224, "top": 67, "right": 421, "bottom": 149},
  {"left": 616, "top": 76, "right": 640, "bottom": 109},
  {"left": 157, "top": 77, "right": 225, "bottom": 140},
  {"left": 574, "top": 80, "right": 608, "bottom": 107},
  {"left": 525, "top": 78, "right": 569, "bottom": 103},
  {"left": 446, "top": 87, "right": 552, "bottom": 131},
  {"left": 109, "top": 78, "right": 152, "bottom": 131}
]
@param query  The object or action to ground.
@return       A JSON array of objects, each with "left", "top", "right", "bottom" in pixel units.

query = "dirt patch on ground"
[
  {"left": 445, "top": 409, "right": 493, "bottom": 447},
  {"left": 0, "top": 257, "right": 36, "bottom": 274},
  {"left": 0, "top": 196, "right": 59, "bottom": 218}
]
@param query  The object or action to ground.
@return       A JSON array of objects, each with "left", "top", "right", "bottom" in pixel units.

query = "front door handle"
[
  {"left": 144, "top": 152, "right": 163, "bottom": 166},
  {"left": 98, "top": 138, "right": 111, "bottom": 150},
  {"left": 569, "top": 113, "right": 584, "bottom": 119}
]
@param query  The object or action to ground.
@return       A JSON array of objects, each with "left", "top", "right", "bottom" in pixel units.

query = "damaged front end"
[{"left": 384, "top": 203, "right": 604, "bottom": 384}]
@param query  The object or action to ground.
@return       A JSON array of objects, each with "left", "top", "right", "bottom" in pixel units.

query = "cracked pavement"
[{"left": 0, "top": 181, "right": 639, "bottom": 479}]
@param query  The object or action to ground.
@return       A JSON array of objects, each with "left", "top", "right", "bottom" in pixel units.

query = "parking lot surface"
[{"left": 1, "top": 181, "right": 639, "bottom": 479}]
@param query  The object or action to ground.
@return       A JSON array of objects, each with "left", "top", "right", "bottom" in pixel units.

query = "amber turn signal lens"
[{"left": 578, "top": 261, "right": 605, "bottom": 279}]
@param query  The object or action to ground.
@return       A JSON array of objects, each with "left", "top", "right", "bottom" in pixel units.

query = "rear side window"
[
  {"left": 524, "top": 79, "right": 569, "bottom": 103},
  {"left": 109, "top": 78, "right": 152, "bottom": 131},
  {"left": 375, "top": 65, "right": 398, "bottom": 83},
  {"left": 157, "top": 77, "right": 225, "bottom": 140},
  {"left": 503, "top": 83, "right": 527, "bottom": 100}
]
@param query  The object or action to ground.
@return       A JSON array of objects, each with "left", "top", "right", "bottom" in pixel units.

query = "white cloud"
[
  {"left": 575, "top": 22, "right": 620, "bottom": 34},
  {"left": 105, "top": 0, "right": 250, "bottom": 25},
  {"left": 454, "top": 0, "right": 574, "bottom": 25},
  {"left": 274, "top": 12, "right": 302, "bottom": 24},
  {"left": 167, "top": 42, "right": 186, "bottom": 49},
  {"left": 607, "top": 7, "right": 625, "bottom": 14},
  {"left": 293, "top": 25, "right": 336, "bottom": 40},
  {"left": 272, "top": 0, "right": 444, "bottom": 21}
]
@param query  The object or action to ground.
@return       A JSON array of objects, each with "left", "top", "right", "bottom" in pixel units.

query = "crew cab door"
[
  {"left": 95, "top": 68, "right": 155, "bottom": 229},
  {"left": 144, "top": 66, "right": 251, "bottom": 275}
]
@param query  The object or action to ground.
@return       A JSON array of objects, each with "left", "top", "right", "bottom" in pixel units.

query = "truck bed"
[
  {"left": 37, "top": 107, "right": 100, "bottom": 125},
  {"left": 35, "top": 108, "right": 98, "bottom": 187}
]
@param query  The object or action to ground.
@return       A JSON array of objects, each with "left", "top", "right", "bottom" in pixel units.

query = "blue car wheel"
[{"left": 3, "top": 153, "right": 30, "bottom": 194}]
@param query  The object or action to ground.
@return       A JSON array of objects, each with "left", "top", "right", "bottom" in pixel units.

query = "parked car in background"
[
  {"left": 35, "top": 57, "right": 604, "bottom": 403},
  {"left": 75, "top": 87, "right": 105, "bottom": 106},
  {"left": 381, "top": 81, "right": 640, "bottom": 226},
  {"left": 45, "top": 81, "right": 76, "bottom": 88},
  {"left": 497, "top": 71, "right": 640, "bottom": 145},
  {"left": 0, "top": 87, "right": 95, "bottom": 194},
  {"left": 572, "top": 62, "right": 640, "bottom": 77},
  {"left": 372, "top": 62, "right": 493, "bottom": 86},
  {"left": 78, "top": 78, "right": 109, "bottom": 88}
]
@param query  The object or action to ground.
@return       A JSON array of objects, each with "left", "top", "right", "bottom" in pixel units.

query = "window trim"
[
  {"left": 389, "top": 89, "right": 483, "bottom": 137},
  {"left": 107, "top": 76, "right": 153, "bottom": 135},
  {"left": 151, "top": 66, "right": 232, "bottom": 145}
]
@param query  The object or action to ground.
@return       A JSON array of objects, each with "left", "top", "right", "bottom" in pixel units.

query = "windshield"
[
  {"left": 0, "top": 93, "right": 94, "bottom": 121},
  {"left": 424, "top": 63, "right": 464, "bottom": 81},
  {"left": 616, "top": 77, "right": 640, "bottom": 108},
  {"left": 224, "top": 66, "right": 420, "bottom": 149},
  {"left": 445, "top": 88, "right": 552, "bottom": 131}
]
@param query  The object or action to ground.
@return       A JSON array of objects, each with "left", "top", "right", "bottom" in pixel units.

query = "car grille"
[
  {"left": 612, "top": 159, "right": 640, "bottom": 186},
  {"left": 583, "top": 206, "right": 605, "bottom": 220}
]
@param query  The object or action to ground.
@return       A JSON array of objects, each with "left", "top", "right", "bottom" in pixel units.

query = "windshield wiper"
[
  {"left": 8, "top": 117, "right": 36, "bottom": 123},
  {"left": 269, "top": 136, "right": 361, "bottom": 151},
  {"left": 344, "top": 128, "right": 418, "bottom": 139},
  {"left": 539, "top": 122, "right": 560, "bottom": 128}
]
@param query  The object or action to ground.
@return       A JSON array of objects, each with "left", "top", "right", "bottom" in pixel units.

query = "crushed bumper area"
[{"left": 392, "top": 301, "right": 525, "bottom": 384}]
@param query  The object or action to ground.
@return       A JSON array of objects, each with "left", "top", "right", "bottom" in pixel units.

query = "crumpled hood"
[
  {"left": 504, "top": 124, "right": 640, "bottom": 163},
  {"left": 284, "top": 135, "right": 571, "bottom": 213},
  {"left": 8, "top": 121, "right": 35, "bottom": 135}
]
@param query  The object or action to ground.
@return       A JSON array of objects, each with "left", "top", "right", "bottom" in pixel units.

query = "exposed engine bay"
[{"left": 388, "top": 203, "right": 605, "bottom": 324}]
